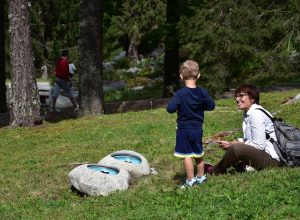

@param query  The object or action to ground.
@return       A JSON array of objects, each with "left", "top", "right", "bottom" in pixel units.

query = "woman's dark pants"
[{"left": 214, "top": 142, "right": 280, "bottom": 174}]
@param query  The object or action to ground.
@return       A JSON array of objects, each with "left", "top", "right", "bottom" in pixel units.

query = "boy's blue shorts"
[{"left": 174, "top": 128, "right": 204, "bottom": 158}]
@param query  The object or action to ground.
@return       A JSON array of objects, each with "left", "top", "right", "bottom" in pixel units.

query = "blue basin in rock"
[
  {"left": 112, "top": 155, "right": 142, "bottom": 165},
  {"left": 98, "top": 150, "right": 150, "bottom": 179},
  {"left": 87, "top": 165, "right": 119, "bottom": 175}
]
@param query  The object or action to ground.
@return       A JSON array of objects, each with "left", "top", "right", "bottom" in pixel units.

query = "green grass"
[
  {"left": 1, "top": 89, "right": 300, "bottom": 219},
  {"left": 104, "top": 81, "right": 163, "bottom": 102}
]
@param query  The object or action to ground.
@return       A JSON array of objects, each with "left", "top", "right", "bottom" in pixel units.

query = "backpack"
[{"left": 257, "top": 108, "right": 300, "bottom": 166}]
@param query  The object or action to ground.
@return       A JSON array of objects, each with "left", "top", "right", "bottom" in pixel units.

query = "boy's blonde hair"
[{"left": 179, "top": 60, "right": 200, "bottom": 80}]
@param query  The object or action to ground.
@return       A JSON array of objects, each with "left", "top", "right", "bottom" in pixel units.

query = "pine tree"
[
  {"left": 112, "top": 0, "right": 166, "bottom": 60},
  {"left": 8, "top": 0, "right": 42, "bottom": 126},
  {"left": 78, "top": 0, "right": 104, "bottom": 115},
  {"left": 0, "top": 0, "right": 7, "bottom": 113},
  {"left": 163, "top": 0, "right": 180, "bottom": 97}
]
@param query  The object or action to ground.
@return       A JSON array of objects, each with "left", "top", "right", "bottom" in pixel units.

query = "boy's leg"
[
  {"left": 184, "top": 157, "right": 194, "bottom": 180},
  {"left": 195, "top": 157, "right": 204, "bottom": 177},
  {"left": 194, "top": 157, "right": 207, "bottom": 184}
]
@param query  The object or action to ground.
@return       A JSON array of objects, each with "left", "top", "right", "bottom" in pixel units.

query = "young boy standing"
[{"left": 166, "top": 60, "right": 215, "bottom": 188}]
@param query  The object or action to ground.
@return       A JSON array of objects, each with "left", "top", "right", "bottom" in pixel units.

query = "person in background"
[
  {"left": 166, "top": 60, "right": 215, "bottom": 188},
  {"left": 51, "top": 49, "right": 78, "bottom": 112},
  {"left": 211, "top": 84, "right": 280, "bottom": 174},
  {"left": 69, "top": 63, "right": 76, "bottom": 79},
  {"left": 68, "top": 62, "right": 76, "bottom": 88}
]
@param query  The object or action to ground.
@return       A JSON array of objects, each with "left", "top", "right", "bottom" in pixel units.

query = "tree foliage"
[
  {"left": 4, "top": 0, "right": 300, "bottom": 97},
  {"left": 106, "top": 0, "right": 166, "bottom": 59},
  {"left": 179, "top": 0, "right": 300, "bottom": 94},
  {"left": 28, "top": 0, "right": 80, "bottom": 67}
]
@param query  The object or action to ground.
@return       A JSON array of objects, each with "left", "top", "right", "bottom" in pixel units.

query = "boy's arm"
[
  {"left": 204, "top": 96, "right": 215, "bottom": 111},
  {"left": 203, "top": 89, "right": 215, "bottom": 111},
  {"left": 166, "top": 93, "right": 179, "bottom": 113}
]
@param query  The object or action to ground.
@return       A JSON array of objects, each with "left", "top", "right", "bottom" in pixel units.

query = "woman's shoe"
[{"left": 204, "top": 163, "right": 214, "bottom": 174}]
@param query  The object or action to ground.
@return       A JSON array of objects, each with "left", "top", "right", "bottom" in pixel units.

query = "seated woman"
[{"left": 212, "top": 84, "right": 280, "bottom": 174}]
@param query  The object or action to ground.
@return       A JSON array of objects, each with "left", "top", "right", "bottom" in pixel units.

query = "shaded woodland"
[
  {"left": 2, "top": 0, "right": 300, "bottom": 125},
  {"left": 4, "top": 0, "right": 300, "bottom": 90}
]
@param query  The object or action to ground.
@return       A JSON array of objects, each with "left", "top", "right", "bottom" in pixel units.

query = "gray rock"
[
  {"left": 103, "top": 61, "right": 115, "bottom": 70},
  {"left": 68, "top": 164, "right": 130, "bottom": 196},
  {"left": 112, "top": 51, "right": 126, "bottom": 62},
  {"left": 286, "top": 93, "right": 300, "bottom": 104},
  {"left": 98, "top": 150, "right": 150, "bottom": 180},
  {"left": 126, "top": 67, "right": 140, "bottom": 75},
  {"left": 150, "top": 168, "right": 158, "bottom": 175},
  {"left": 131, "top": 86, "right": 144, "bottom": 91},
  {"left": 103, "top": 80, "right": 126, "bottom": 92}
]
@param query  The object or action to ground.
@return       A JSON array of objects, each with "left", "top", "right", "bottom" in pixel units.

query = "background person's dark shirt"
[{"left": 55, "top": 57, "right": 70, "bottom": 80}]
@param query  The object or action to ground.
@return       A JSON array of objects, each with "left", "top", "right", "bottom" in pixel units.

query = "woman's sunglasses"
[{"left": 235, "top": 92, "right": 247, "bottom": 99}]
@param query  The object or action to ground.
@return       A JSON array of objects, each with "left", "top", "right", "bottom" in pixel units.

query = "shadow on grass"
[
  {"left": 0, "top": 107, "right": 78, "bottom": 127},
  {"left": 44, "top": 107, "right": 78, "bottom": 123},
  {"left": 173, "top": 172, "right": 186, "bottom": 184},
  {"left": 70, "top": 185, "right": 87, "bottom": 197},
  {"left": 0, "top": 112, "right": 10, "bottom": 128}
]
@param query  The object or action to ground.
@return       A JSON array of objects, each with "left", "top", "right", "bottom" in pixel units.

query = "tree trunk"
[
  {"left": 8, "top": 0, "right": 42, "bottom": 126},
  {"left": 128, "top": 24, "right": 140, "bottom": 61},
  {"left": 78, "top": 0, "right": 104, "bottom": 116},
  {"left": 128, "top": 37, "right": 139, "bottom": 61},
  {"left": 0, "top": 0, "right": 7, "bottom": 113},
  {"left": 163, "top": 0, "right": 180, "bottom": 98}
]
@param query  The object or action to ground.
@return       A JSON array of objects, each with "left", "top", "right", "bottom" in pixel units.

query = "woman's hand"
[
  {"left": 217, "top": 140, "right": 231, "bottom": 150},
  {"left": 217, "top": 140, "right": 240, "bottom": 150}
]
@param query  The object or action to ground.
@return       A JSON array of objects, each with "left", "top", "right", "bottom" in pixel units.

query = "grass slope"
[{"left": 1, "top": 89, "right": 300, "bottom": 219}]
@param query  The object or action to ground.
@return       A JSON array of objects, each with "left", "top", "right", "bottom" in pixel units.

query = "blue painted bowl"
[
  {"left": 112, "top": 155, "right": 142, "bottom": 165},
  {"left": 87, "top": 165, "right": 119, "bottom": 175}
]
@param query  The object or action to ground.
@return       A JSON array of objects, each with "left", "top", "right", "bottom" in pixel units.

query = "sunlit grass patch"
[{"left": 0, "top": 89, "right": 299, "bottom": 219}]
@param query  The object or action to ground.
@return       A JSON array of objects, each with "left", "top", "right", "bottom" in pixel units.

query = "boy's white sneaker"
[
  {"left": 245, "top": 165, "right": 256, "bottom": 172},
  {"left": 195, "top": 175, "right": 207, "bottom": 185},
  {"left": 180, "top": 178, "right": 197, "bottom": 189}
]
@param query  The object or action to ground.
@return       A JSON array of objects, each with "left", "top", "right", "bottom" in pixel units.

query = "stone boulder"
[
  {"left": 98, "top": 150, "right": 150, "bottom": 180},
  {"left": 68, "top": 164, "right": 130, "bottom": 196},
  {"left": 286, "top": 93, "right": 300, "bottom": 104}
]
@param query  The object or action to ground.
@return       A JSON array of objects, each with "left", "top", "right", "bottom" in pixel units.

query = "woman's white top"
[{"left": 242, "top": 103, "right": 280, "bottom": 161}]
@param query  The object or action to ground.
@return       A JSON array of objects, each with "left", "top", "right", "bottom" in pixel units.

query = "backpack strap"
[
  {"left": 255, "top": 108, "right": 275, "bottom": 140},
  {"left": 256, "top": 109, "right": 288, "bottom": 165},
  {"left": 255, "top": 108, "right": 274, "bottom": 122}
]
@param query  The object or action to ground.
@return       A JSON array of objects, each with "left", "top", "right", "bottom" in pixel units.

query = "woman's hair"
[
  {"left": 179, "top": 60, "right": 200, "bottom": 80},
  {"left": 235, "top": 84, "right": 260, "bottom": 104}
]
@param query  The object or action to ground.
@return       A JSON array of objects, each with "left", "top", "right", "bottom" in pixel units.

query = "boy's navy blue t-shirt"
[{"left": 166, "top": 86, "right": 215, "bottom": 129}]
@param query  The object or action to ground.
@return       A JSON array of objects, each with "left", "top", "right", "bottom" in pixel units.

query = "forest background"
[
  {"left": 2, "top": 1, "right": 300, "bottom": 217},
  {"left": 3, "top": 0, "right": 300, "bottom": 98}
]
